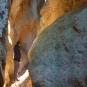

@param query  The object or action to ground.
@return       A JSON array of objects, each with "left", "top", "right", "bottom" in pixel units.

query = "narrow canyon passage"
[
  {"left": 10, "top": 68, "right": 30, "bottom": 87},
  {"left": 4, "top": 0, "right": 46, "bottom": 87},
  {"left": 1, "top": 0, "right": 87, "bottom": 87}
]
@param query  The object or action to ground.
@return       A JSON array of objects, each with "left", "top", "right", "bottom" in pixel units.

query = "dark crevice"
[
  {"left": 83, "top": 43, "right": 87, "bottom": 49},
  {"left": 68, "top": 78, "right": 84, "bottom": 87},
  {"left": 77, "top": 50, "right": 84, "bottom": 54},
  {"left": 64, "top": 46, "right": 70, "bottom": 53},
  {"left": 85, "top": 77, "right": 87, "bottom": 85},
  {"left": 0, "top": 67, "right": 4, "bottom": 87},
  {"left": 63, "top": 43, "right": 70, "bottom": 53},
  {"left": 73, "top": 26, "right": 80, "bottom": 33}
]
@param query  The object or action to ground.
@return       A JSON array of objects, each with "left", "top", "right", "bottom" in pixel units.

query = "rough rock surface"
[
  {"left": 5, "top": 0, "right": 87, "bottom": 86},
  {"left": 7, "top": 0, "right": 87, "bottom": 77},
  {"left": 5, "top": 0, "right": 45, "bottom": 86},
  {"left": 29, "top": 3, "right": 87, "bottom": 87},
  {"left": 40, "top": 0, "right": 87, "bottom": 32},
  {"left": 0, "top": 0, "right": 8, "bottom": 87},
  {"left": 0, "top": 0, "right": 8, "bottom": 37}
]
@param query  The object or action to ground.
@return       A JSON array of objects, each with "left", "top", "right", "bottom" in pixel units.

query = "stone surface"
[
  {"left": 0, "top": 0, "right": 8, "bottom": 37},
  {"left": 5, "top": 0, "right": 87, "bottom": 86},
  {"left": 29, "top": 3, "right": 87, "bottom": 87},
  {"left": 40, "top": 0, "right": 87, "bottom": 32},
  {"left": 0, "top": 0, "right": 8, "bottom": 87},
  {"left": 7, "top": 0, "right": 87, "bottom": 78},
  {"left": 5, "top": 0, "right": 45, "bottom": 86}
]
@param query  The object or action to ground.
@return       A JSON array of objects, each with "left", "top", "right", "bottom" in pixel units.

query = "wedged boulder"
[{"left": 28, "top": 3, "right": 87, "bottom": 87}]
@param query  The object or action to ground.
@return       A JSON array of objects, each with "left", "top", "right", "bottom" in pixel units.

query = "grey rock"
[
  {"left": 0, "top": 0, "right": 8, "bottom": 37},
  {"left": 28, "top": 3, "right": 87, "bottom": 87},
  {"left": 0, "top": 0, "right": 8, "bottom": 87}
]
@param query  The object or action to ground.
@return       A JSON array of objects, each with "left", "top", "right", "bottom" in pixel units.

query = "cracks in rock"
[
  {"left": 68, "top": 78, "right": 84, "bottom": 87},
  {"left": 61, "top": 35, "right": 70, "bottom": 53},
  {"left": 77, "top": 50, "right": 84, "bottom": 54},
  {"left": 64, "top": 46, "right": 70, "bottom": 53},
  {"left": 73, "top": 26, "right": 80, "bottom": 33},
  {"left": 85, "top": 77, "right": 87, "bottom": 86},
  {"left": 34, "top": 83, "right": 41, "bottom": 87},
  {"left": 62, "top": 40, "right": 70, "bottom": 53},
  {"left": 0, "top": 63, "right": 4, "bottom": 87},
  {"left": 83, "top": 43, "right": 87, "bottom": 49}
]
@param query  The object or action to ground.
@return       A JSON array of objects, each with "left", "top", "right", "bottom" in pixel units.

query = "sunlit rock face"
[
  {"left": 5, "top": 0, "right": 87, "bottom": 86},
  {"left": 7, "top": 0, "right": 87, "bottom": 79},
  {"left": 0, "top": 0, "right": 8, "bottom": 87},
  {"left": 5, "top": 0, "right": 45, "bottom": 86},
  {"left": 40, "top": 0, "right": 87, "bottom": 31},
  {"left": 29, "top": 3, "right": 87, "bottom": 87}
]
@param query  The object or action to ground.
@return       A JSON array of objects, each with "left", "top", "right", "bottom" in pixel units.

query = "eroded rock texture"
[
  {"left": 5, "top": 0, "right": 45, "bottom": 86},
  {"left": 0, "top": 0, "right": 8, "bottom": 87},
  {"left": 40, "top": 0, "right": 87, "bottom": 32},
  {"left": 29, "top": 3, "right": 87, "bottom": 87},
  {"left": 5, "top": 0, "right": 87, "bottom": 86}
]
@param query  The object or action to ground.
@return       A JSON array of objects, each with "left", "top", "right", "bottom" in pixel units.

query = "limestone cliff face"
[
  {"left": 0, "top": 0, "right": 8, "bottom": 87},
  {"left": 29, "top": 3, "right": 87, "bottom": 87}
]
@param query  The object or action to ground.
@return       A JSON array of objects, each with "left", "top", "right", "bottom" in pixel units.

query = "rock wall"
[
  {"left": 0, "top": 0, "right": 8, "bottom": 87},
  {"left": 28, "top": 3, "right": 87, "bottom": 87},
  {"left": 5, "top": 0, "right": 45, "bottom": 86},
  {"left": 40, "top": 0, "right": 87, "bottom": 32},
  {"left": 5, "top": 0, "right": 87, "bottom": 86},
  {"left": 0, "top": 0, "right": 8, "bottom": 37},
  {"left": 7, "top": 0, "right": 87, "bottom": 74}
]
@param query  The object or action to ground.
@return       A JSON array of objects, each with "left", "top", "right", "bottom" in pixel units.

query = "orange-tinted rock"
[
  {"left": 40, "top": 0, "right": 87, "bottom": 32},
  {"left": 29, "top": 3, "right": 87, "bottom": 87},
  {"left": 4, "top": 0, "right": 87, "bottom": 86}
]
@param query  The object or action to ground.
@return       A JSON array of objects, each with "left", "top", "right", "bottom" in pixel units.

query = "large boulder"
[
  {"left": 0, "top": 0, "right": 8, "bottom": 37},
  {"left": 28, "top": 3, "right": 87, "bottom": 87},
  {"left": 40, "top": 0, "right": 87, "bottom": 32},
  {"left": 0, "top": 0, "right": 8, "bottom": 87}
]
